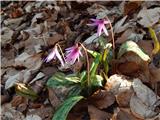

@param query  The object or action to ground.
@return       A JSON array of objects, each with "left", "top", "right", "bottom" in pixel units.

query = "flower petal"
[
  {"left": 97, "top": 24, "right": 103, "bottom": 36},
  {"left": 102, "top": 25, "right": 109, "bottom": 36},
  {"left": 45, "top": 49, "right": 56, "bottom": 62}
]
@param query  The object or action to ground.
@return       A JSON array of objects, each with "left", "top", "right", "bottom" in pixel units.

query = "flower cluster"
[
  {"left": 45, "top": 44, "right": 82, "bottom": 66},
  {"left": 45, "top": 18, "right": 110, "bottom": 66}
]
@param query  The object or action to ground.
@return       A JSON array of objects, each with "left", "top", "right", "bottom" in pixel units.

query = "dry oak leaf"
[{"left": 88, "top": 90, "right": 115, "bottom": 109}]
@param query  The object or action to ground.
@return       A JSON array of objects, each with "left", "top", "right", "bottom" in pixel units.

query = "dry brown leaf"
[
  {"left": 130, "top": 79, "right": 160, "bottom": 119},
  {"left": 9, "top": 8, "right": 23, "bottom": 18},
  {"left": 137, "top": 40, "right": 153, "bottom": 58},
  {"left": 123, "top": 1, "right": 142, "bottom": 15},
  {"left": 88, "top": 105, "right": 112, "bottom": 120},
  {"left": 4, "top": 17, "right": 24, "bottom": 29},
  {"left": 114, "top": 16, "right": 130, "bottom": 34},
  {"left": 1, "top": 27, "right": 14, "bottom": 46},
  {"left": 48, "top": 88, "right": 61, "bottom": 109},
  {"left": 27, "top": 106, "right": 53, "bottom": 120},
  {"left": 47, "top": 33, "right": 64, "bottom": 46},
  {"left": 112, "top": 108, "right": 140, "bottom": 120},
  {"left": 137, "top": 7, "right": 160, "bottom": 27},
  {"left": 11, "top": 96, "right": 26, "bottom": 107},
  {"left": 116, "top": 89, "right": 133, "bottom": 107},
  {"left": 15, "top": 53, "right": 43, "bottom": 72},
  {"left": 67, "top": 100, "right": 88, "bottom": 120},
  {"left": 116, "top": 29, "right": 133, "bottom": 44},
  {"left": 87, "top": 3, "right": 106, "bottom": 15},
  {"left": 1, "top": 103, "right": 25, "bottom": 120},
  {"left": 114, "top": 52, "right": 150, "bottom": 82},
  {"left": 88, "top": 90, "right": 115, "bottom": 109},
  {"left": 105, "top": 74, "right": 132, "bottom": 95},
  {"left": 149, "top": 64, "right": 160, "bottom": 83},
  {"left": 11, "top": 95, "right": 28, "bottom": 113}
]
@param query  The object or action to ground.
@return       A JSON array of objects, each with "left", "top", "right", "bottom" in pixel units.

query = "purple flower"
[
  {"left": 87, "top": 18, "right": 110, "bottom": 37},
  {"left": 45, "top": 46, "right": 64, "bottom": 66},
  {"left": 65, "top": 44, "right": 82, "bottom": 64}
]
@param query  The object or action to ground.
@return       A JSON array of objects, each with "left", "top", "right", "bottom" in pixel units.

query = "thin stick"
[{"left": 78, "top": 42, "right": 90, "bottom": 93}]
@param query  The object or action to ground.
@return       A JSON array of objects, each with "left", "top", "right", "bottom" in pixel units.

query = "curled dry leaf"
[
  {"left": 88, "top": 90, "right": 115, "bottom": 109},
  {"left": 130, "top": 79, "right": 160, "bottom": 119},
  {"left": 88, "top": 105, "right": 112, "bottom": 120},
  {"left": 105, "top": 74, "right": 132, "bottom": 95}
]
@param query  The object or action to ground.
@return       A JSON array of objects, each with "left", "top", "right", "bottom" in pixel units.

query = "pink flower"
[
  {"left": 65, "top": 44, "right": 82, "bottom": 64},
  {"left": 45, "top": 46, "right": 64, "bottom": 66},
  {"left": 87, "top": 18, "right": 110, "bottom": 37}
]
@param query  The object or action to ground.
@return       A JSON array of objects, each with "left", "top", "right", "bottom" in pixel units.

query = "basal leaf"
[
  {"left": 91, "top": 75, "right": 103, "bottom": 88},
  {"left": 52, "top": 96, "right": 83, "bottom": 120},
  {"left": 90, "top": 55, "right": 102, "bottom": 77},
  {"left": 118, "top": 41, "right": 150, "bottom": 62},
  {"left": 67, "top": 85, "right": 82, "bottom": 98},
  {"left": 47, "top": 72, "right": 80, "bottom": 88}
]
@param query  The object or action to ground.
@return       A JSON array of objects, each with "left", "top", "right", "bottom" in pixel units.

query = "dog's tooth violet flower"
[
  {"left": 87, "top": 18, "right": 110, "bottom": 37},
  {"left": 45, "top": 46, "right": 64, "bottom": 66},
  {"left": 65, "top": 44, "right": 82, "bottom": 64}
]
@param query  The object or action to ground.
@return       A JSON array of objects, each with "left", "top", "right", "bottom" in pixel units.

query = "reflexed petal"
[
  {"left": 104, "top": 20, "right": 110, "bottom": 24},
  {"left": 55, "top": 48, "right": 64, "bottom": 66},
  {"left": 87, "top": 23, "right": 97, "bottom": 26},
  {"left": 97, "top": 24, "right": 103, "bottom": 36},
  {"left": 45, "top": 49, "right": 56, "bottom": 62},
  {"left": 65, "top": 46, "right": 75, "bottom": 50},
  {"left": 102, "top": 25, "right": 109, "bottom": 36}
]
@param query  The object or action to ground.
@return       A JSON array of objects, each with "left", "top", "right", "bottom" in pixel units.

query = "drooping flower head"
[
  {"left": 87, "top": 18, "right": 110, "bottom": 37},
  {"left": 65, "top": 44, "right": 82, "bottom": 64},
  {"left": 44, "top": 45, "right": 64, "bottom": 66}
]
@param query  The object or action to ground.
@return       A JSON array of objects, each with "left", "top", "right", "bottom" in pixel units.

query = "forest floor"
[{"left": 1, "top": 1, "right": 160, "bottom": 120}]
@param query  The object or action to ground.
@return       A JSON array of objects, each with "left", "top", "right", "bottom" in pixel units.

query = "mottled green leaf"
[
  {"left": 52, "top": 96, "right": 83, "bottom": 120},
  {"left": 47, "top": 72, "right": 80, "bottom": 88}
]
